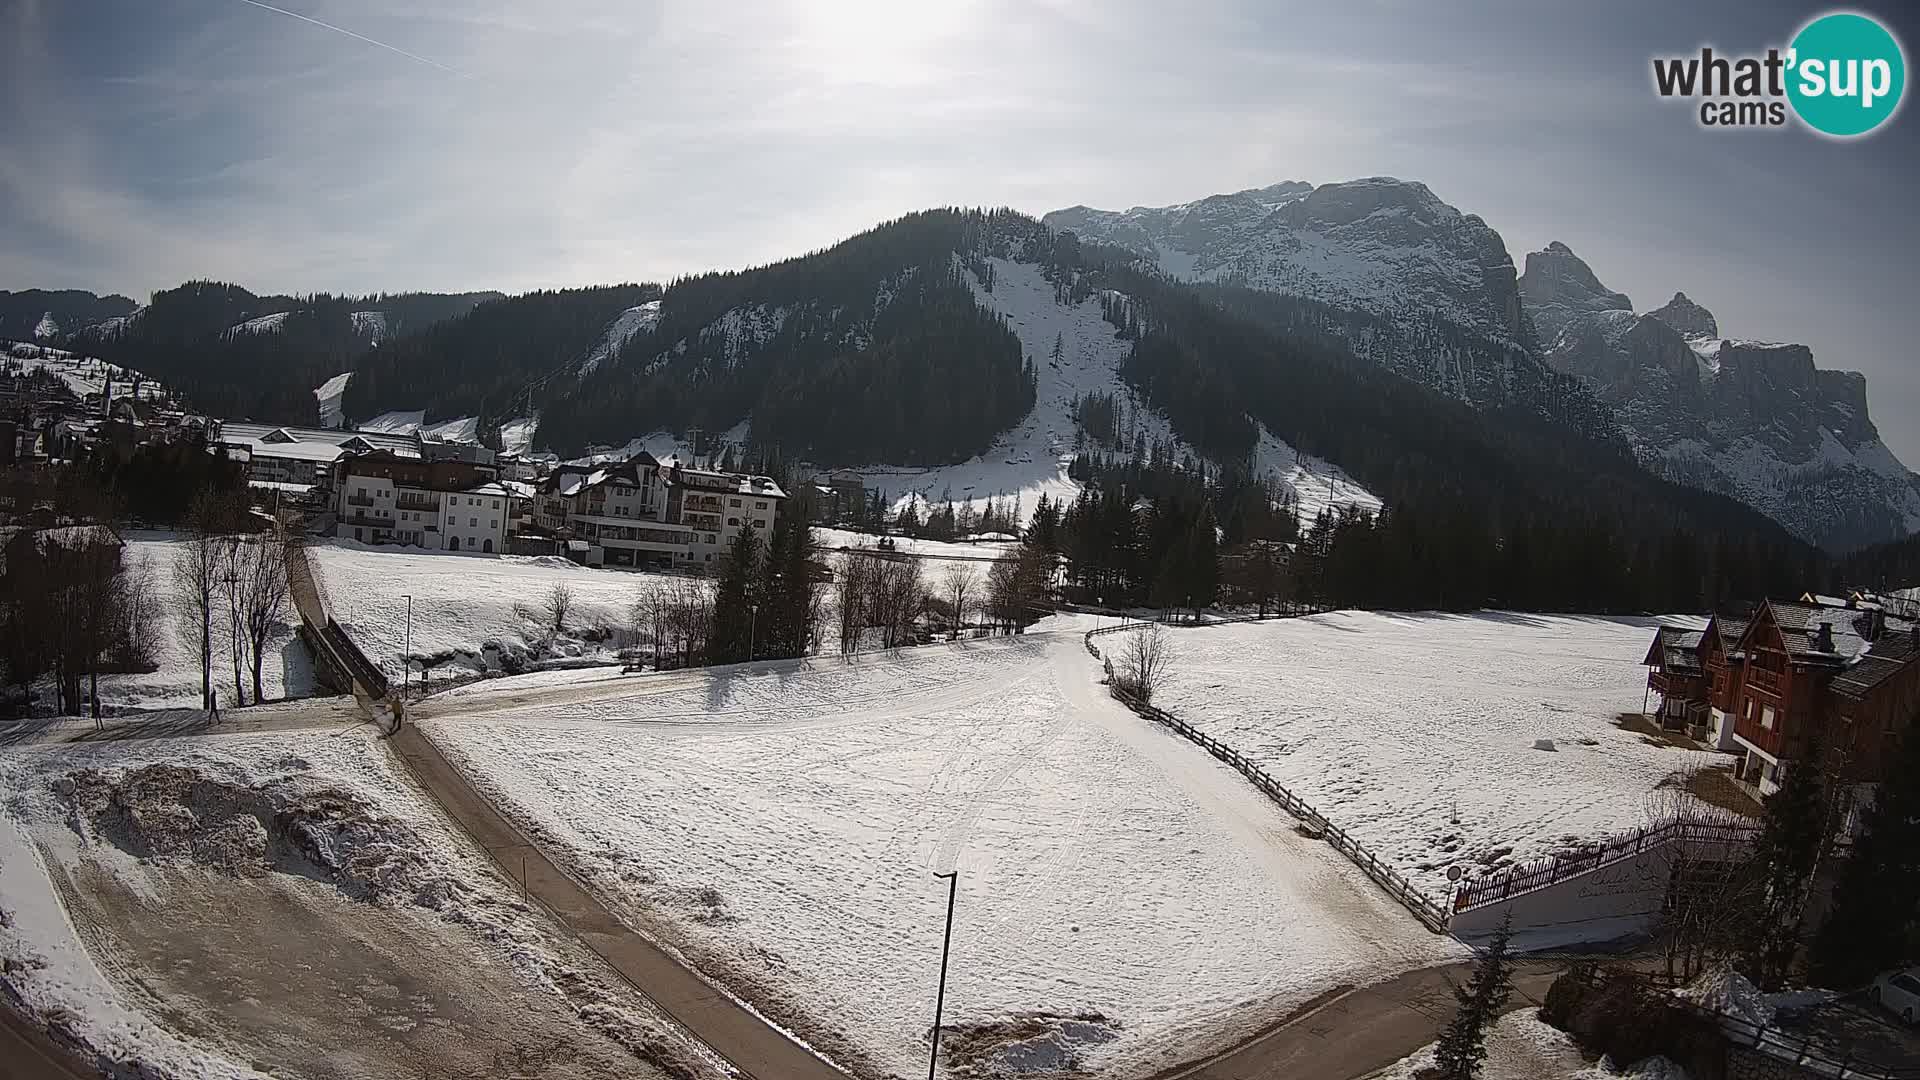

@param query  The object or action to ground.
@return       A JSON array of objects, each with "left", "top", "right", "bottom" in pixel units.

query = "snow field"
[
  {"left": 0, "top": 729, "right": 719, "bottom": 1079},
  {"left": 309, "top": 540, "right": 672, "bottom": 680},
  {"left": 423, "top": 633, "right": 1459, "bottom": 1079},
  {"left": 1370, "top": 1009, "right": 1689, "bottom": 1080},
  {"left": 1124, "top": 612, "right": 1720, "bottom": 901}
]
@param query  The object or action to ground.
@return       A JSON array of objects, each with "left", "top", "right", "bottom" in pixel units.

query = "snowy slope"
[
  {"left": 847, "top": 257, "right": 1378, "bottom": 526},
  {"left": 1129, "top": 612, "right": 1718, "bottom": 902},
  {"left": 359, "top": 409, "right": 426, "bottom": 434},
  {"left": 423, "top": 635, "right": 1458, "bottom": 1079},
  {"left": 222, "top": 311, "right": 291, "bottom": 338},
  {"left": 313, "top": 372, "right": 352, "bottom": 429},
  {"left": 348, "top": 309, "right": 386, "bottom": 344},
  {"left": 498, "top": 415, "right": 538, "bottom": 457},
  {"left": 422, "top": 415, "right": 479, "bottom": 443},
  {"left": 32, "top": 312, "right": 59, "bottom": 339},
  {"left": 5, "top": 345, "right": 167, "bottom": 404},
  {"left": 580, "top": 300, "right": 663, "bottom": 376}
]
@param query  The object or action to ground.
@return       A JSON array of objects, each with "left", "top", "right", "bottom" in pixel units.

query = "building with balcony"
[
  {"left": 532, "top": 453, "right": 786, "bottom": 569},
  {"left": 331, "top": 449, "right": 505, "bottom": 551}
]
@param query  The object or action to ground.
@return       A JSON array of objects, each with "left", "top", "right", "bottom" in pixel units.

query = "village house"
[
  {"left": 216, "top": 421, "right": 423, "bottom": 497},
  {"left": 1646, "top": 597, "right": 1918, "bottom": 807}
]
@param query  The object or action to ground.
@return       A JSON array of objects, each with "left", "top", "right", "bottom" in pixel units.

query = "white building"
[
  {"left": 332, "top": 450, "right": 508, "bottom": 553},
  {"left": 534, "top": 453, "right": 785, "bottom": 569}
]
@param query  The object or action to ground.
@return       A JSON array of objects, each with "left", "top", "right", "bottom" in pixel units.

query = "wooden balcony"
[{"left": 1746, "top": 666, "right": 1784, "bottom": 696}]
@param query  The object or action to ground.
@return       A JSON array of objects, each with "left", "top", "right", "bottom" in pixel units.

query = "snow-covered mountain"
[
  {"left": 1046, "top": 177, "right": 1531, "bottom": 345},
  {"left": 1520, "top": 242, "right": 1920, "bottom": 551}
]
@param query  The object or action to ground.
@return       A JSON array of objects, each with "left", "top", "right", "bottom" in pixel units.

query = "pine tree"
[
  {"left": 1742, "top": 744, "right": 1828, "bottom": 990},
  {"left": 709, "top": 529, "right": 762, "bottom": 664},
  {"left": 1432, "top": 916, "right": 1514, "bottom": 1080},
  {"left": 1811, "top": 726, "right": 1920, "bottom": 986}
]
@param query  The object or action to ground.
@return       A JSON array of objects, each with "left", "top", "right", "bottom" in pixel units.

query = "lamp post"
[
  {"left": 927, "top": 870, "right": 958, "bottom": 1080},
  {"left": 401, "top": 594, "right": 413, "bottom": 699},
  {"left": 749, "top": 602, "right": 758, "bottom": 661}
]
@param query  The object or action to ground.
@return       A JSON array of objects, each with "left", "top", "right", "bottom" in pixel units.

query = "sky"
[{"left": 4, "top": 0, "right": 1918, "bottom": 460}]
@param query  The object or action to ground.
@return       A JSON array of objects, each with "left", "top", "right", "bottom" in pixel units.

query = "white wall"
[{"left": 441, "top": 490, "right": 507, "bottom": 553}]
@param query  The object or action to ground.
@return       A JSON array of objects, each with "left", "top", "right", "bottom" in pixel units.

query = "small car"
[{"left": 1871, "top": 967, "right": 1920, "bottom": 1025}]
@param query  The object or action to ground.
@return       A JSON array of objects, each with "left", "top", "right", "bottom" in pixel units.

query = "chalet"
[
  {"left": 1726, "top": 599, "right": 1914, "bottom": 799},
  {"left": 1642, "top": 626, "right": 1707, "bottom": 732},
  {"left": 1699, "top": 612, "right": 1750, "bottom": 751},
  {"left": 331, "top": 450, "right": 507, "bottom": 552}
]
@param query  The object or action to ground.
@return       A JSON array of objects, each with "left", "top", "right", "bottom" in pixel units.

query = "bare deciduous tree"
[
  {"left": 835, "top": 552, "right": 873, "bottom": 656},
  {"left": 174, "top": 496, "right": 228, "bottom": 712},
  {"left": 941, "top": 563, "right": 974, "bottom": 640},
  {"left": 233, "top": 532, "right": 292, "bottom": 704},
  {"left": 1116, "top": 624, "right": 1174, "bottom": 705},
  {"left": 1643, "top": 775, "right": 1766, "bottom": 983},
  {"left": 869, "top": 556, "right": 925, "bottom": 649},
  {"left": 545, "top": 582, "right": 575, "bottom": 633}
]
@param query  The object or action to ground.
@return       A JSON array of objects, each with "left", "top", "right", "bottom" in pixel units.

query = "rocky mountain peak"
[
  {"left": 1518, "top": 242, "right": 1632, "bottom": 342},
  {"left": 1645, "top": 291, "right": 1719, "bottom": 340}
]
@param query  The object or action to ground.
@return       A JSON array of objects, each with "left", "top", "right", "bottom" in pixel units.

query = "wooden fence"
[{"left": 1084, "top": 618, "right": 1451, "bottom": 932}]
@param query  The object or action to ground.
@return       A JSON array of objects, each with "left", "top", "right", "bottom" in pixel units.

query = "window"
[
  {"left": 753, "top": 519, "right": 766, "bottom": 528},
  {"left": 470, "top": 517, "right": 478, "bottom": 528},
  {"left": 756, "top": 500, "right": 767, "bottom": 509},
  {"left": 1895, "top": 975, "right": 1920, "bottom": 994},
  {"left": 727, "top": 517, "right": 740, "bottom": 527},
  {"left": 729, "top": 498, "right": 742, "bottom": 507},
  {"left": 1761, "top": 705, "right": 1776, "bottom": 730},
  {"left": 705, "top": 534, "right": 717, "bottom": 545},
  {"left": 447, "top": 515, "right": 456, "bottom": 525},
  {"left": 492, "top": 499, "right": 500, "bottom": 510},
  {"left": 1744, "top": 698, "right": 1754, "bottom": 720},
  {"left": 490, "top": 519, "right": 498, "bottom": 528}
]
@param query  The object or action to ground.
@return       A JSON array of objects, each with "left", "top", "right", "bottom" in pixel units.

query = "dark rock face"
[
  {"left": 1523, "top": 245, "right": 1919, "bottom": 551},
  {"left": 1645, "top": 292, "right": 1719, "bottom": 340}
]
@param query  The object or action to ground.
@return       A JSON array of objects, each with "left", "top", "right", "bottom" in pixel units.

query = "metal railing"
[{"left": 1453, "top": 818, "right": 1759, "bottom": 913}]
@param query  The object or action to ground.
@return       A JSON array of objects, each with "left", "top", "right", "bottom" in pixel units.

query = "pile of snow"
[
  {"left": 1123, "top": 612, "right": 1718, "bottom": 900},
  {"left": 1374, "top": 1010, "right": 1688, "bottom": 1080},
  {"left": 424, "top": 634, "right": 1458, "bottom": 1078},
  {"left": 581, "top": 300, "right": 663, "bottom": 376},
  {"left": 313, "top": 372, "right": 352, "bottom": 430},
  {"left": 309, "top": 540, "right": 661, "bottom": 680},
  {"left": 0, "top": 730, "right": 724, "bottom": 1079},
  {"left": 1673, "top": 966, "right": 1838, "bottom": 1028}
]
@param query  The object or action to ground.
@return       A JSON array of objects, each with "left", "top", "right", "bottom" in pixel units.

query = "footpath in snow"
[
  {"left": 1123, "top": 611, "right": 1719, "bottom": 903},
  {"left": 421, "top": 633, "right": 1459, "bottom": 1079}
]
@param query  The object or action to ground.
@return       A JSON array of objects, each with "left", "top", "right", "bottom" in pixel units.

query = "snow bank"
[
  {"left": 1130, "top": 612, "right": 1719, "bottom": 900},
  {"left": 424, "top": 635, "right": 1458, "bottom": 1078},
  {"left": 1372, "top": 1009, "right": 1688, "bottom": 1080}
]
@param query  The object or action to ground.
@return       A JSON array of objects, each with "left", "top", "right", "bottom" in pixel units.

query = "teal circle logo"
[{"left": 1787, "top": 12, "right": 1906, "bottom": 137}]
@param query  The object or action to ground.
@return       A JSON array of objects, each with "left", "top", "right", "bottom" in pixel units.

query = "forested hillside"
[
  {"left": 541, "top": 209, "right": 1038, "bottom": 464},
  {"left": 77, "top": 284, "right": 496, "bottom": 422},
  {"left": 0, "top": 289, "right": 137, "bottom": 341}
]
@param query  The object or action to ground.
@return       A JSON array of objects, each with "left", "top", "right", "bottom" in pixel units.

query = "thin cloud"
[{"left": 231, "top": 0, "right": 470, "bottom": 78}]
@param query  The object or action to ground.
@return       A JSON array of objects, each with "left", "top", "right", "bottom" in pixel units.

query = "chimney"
[{"left": 1813, "top": 622, "right": 1835, "bottom": 653}]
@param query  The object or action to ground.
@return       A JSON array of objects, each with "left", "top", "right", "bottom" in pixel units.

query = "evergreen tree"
[
  {"left": 709, "top": 529, "right": 763, "bottom": 664},
  {"left": 1811, "top": 727, "right": 1920, "bottom": 986},
  {"left": 1742, "top": 745, "right": 1829, "bottom": 990},
  {"left": 1432, "top": 916, "right": 1514, "bottom": 1080}
]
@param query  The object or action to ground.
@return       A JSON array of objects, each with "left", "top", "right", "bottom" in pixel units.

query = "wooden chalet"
[{"left": 1641, "top": 626, "right": 1707, "bottom": 732}]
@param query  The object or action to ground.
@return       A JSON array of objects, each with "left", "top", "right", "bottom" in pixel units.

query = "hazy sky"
[{"left": 5, "top": 0, "right": 1918, "bottom": 459}]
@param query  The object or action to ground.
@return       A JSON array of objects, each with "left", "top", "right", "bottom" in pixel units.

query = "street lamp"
[
  {"left": 401, "top": 594, "right": 413, "bottom": 700},
  {"left": 749, "top": 602, "right": 759, "bottom": 661},
  {"left": 927, "top": 870, "right": 958, "bottom": 1080}
]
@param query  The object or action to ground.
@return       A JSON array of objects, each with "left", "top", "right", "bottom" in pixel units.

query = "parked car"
[{"left": 1871, "top": 968, "right": 1920, "bottom": 1024}]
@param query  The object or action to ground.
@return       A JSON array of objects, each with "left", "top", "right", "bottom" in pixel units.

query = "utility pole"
[{"left": 927, "top": 870, "right": 958, "bottom": 1080}]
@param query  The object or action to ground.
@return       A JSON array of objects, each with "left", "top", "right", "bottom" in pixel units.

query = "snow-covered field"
[
  {"left": 1370, "top": 1009, "right": 1686, "bottom": 1080},
  {"left": 1126, "top": 612, "right": 1718, "bottom": 901},
  {"left": 45, "top": 533, "right": 315, "bottom": 715},
  {"left": 422, "top": 633, "right": 1459, "bottom": 1079},
  {"left": 310, "top": 540, "right": 664, "bottom": 680},
  {"left": 0, "top": 730, "right": 718, "bottom": 1079}
]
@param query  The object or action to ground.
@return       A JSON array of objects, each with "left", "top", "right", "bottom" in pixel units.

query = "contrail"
[{"left": 232, "top": 0, "right": 468, "bottom": 77}]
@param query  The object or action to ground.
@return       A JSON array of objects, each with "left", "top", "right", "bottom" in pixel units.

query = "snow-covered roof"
[{"left": 226, "top": 438, "right": 347, "bottom": 464}]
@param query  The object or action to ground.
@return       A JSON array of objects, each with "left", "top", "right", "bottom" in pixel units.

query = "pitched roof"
[
  {"left": 1644, "top": 626, "right": 1704, "bottom": 674},
  {"left": 1829, "top": 631, "right": 1920, "bottom": 701}
]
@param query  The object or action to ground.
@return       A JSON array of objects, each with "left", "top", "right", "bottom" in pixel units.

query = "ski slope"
[
  {"left": 845, "top": 257, "right": 1378, "bottom": 526},
  {"left": 422, "top": 634, "right": 1457, "bottom": 1079},
  {"left": 313, "top": 372, "right": 352, "bottom": 429},
  {"left": 1125, "top": 612, "right": 1719, "bottom": 901}
]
